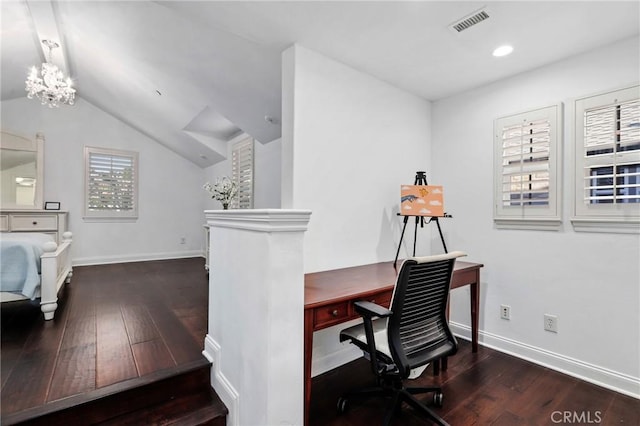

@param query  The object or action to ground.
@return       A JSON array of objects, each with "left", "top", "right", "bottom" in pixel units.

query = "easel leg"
[
  {"left": 434, "top": 218, "right": 448, "bottom": 253},
  {"left": 394, "top": 216, "right": 410, "bottom": 268},
  {"left": 413, "top": 217, "right": 419, "bottom": 256}
]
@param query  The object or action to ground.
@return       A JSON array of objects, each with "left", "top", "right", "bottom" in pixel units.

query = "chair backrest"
[{"left": 387, "top": 251, "right": 466, "bottom": 378}]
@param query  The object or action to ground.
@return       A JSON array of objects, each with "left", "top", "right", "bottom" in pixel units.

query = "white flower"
[{"left": 203, "top": 177, "right": 238, "bottom": 204}]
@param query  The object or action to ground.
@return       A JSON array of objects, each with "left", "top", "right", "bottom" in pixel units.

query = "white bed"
[{"left": 1, "top": 231, "right": 73, "bottom": 320}]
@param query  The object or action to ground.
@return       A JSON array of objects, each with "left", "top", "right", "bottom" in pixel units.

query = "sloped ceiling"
[{"left": 1, "top": 1, "right": 639, "bottom": 168}]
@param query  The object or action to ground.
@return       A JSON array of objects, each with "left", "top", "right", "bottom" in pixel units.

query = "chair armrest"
[
  {"left": 354, "top": 301, "right": 392, "bottom": 319},
  {"left": 353, "top": 300, "right": 392, "bottom": 377}
]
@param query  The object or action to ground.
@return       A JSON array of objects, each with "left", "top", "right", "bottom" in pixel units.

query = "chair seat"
[{"left": 340, "top": 319, "right": 431, "bottom": 379}]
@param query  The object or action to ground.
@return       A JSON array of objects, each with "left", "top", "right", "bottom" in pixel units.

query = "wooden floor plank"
[
  {"left": 601, "top": 393, "right": 640, "bottom": 425},
  {"left": 121, "top": 304, "right": 160, "bottom": 344},
  {"left": 1, "top": 293, "right": 71, "bottom": 414},
  {"left": 0, "top": 352, "right": 59, "bottom": 413},
  {"left": 490, "top": 410, "right": 527, "bottom": 425},
  {"left": 504, "top": 368, "right": 578, "bottom": 423},
  {"left": 95, "top": 308, "right": 138, "bottom": 388},
  {"left": 132, "top": 338, "right": 176, "bottom": 376},
  {"left": 145, "top": 299, "right": 204, "bottom": 365},
  {"left": 554, "top": 379, "right": 615, "bottom": 422},
  {"left": 59, "top": 314, "right": 96, "bottom": 351},
  {"left": 47, "top": 343, "right": 97, "bottom": 402}
]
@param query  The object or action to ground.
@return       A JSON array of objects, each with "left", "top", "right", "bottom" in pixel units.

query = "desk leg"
[
  {"left": 304, "top": 309, "right": 313, "bottom": 426},
  {"left": 470, "top": 273, "right": 479, "bottom": 353}
]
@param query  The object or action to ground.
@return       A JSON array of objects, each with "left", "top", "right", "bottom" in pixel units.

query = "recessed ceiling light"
[{"left": 493, "top": 45, "right": 514, "bottom": 57}]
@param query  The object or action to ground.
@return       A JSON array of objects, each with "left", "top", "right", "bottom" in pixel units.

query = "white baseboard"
[
  {"left": 449, "top": 321, "right": 640, "bottom": 399},
  {"left": 72, "top": 250, "right": 204, "bottom": 266},
  {"left": 203, "top": 335, "right": 240, "bottom": 426},
  {"left": 311, "top": 345, "right": 362, "bottom": 377}
]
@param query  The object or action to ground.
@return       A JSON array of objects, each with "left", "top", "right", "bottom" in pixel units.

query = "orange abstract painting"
[{"left": 400, "top": 185, "right": 444, "bottom": 217}]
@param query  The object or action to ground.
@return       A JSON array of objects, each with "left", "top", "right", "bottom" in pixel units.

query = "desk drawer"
[
  {"left": 314, "top": 301, "right": 350, "bottom": 329},
  {"left": 10, "top": 214, "right": 58, "bottom": 231}
]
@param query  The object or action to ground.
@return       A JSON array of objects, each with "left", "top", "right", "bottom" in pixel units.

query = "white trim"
[
  {"left": 494, "top": 217, "right": 563, "bottom": 231},
  {"left": 570, "top": 217, "right": 640, "bottom": 234},
  {"left": 204, "top": 209, "right": 312, "bottom": 232},
  {"left": 311, "top": 345, "right": 361, "bottom": 378},
  {"left": 449, "top": 322, "right": 640, "bottom": 399},
  {"left": 72, "top": 250, "right": 203, "bottom": 267},
  {"left": 204, "top": 335, "right": 240, "bottom": 426}
]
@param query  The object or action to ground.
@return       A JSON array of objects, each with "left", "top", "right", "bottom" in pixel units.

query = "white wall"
[
  {"left": 254, "top": 138, "right": 282, "bottom": 208},
  {"left": 432, "top": 36, "right": 640, "bottom": 396},
  {"left": 203, "top": 136, "right": 281, "bottom": 210},
  {"left": 1, "top": 97, "right": 206, "bottom": 265},
  {"left": 282, "top": 44, "right": 435, "bottom": 375},
  {"left": 282, "top": 44, "right": 433, "bottom": 273}
]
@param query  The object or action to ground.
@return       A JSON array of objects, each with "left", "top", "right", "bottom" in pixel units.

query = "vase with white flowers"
[{"left": 203, "top": 177, "right": 237, "bottom": 210}]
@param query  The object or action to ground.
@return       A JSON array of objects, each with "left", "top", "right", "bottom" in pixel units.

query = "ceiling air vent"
[{"left": 451, "top": 9, "right": 490, "bottom": 32}]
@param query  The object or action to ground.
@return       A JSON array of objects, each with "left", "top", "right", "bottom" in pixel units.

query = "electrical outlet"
[
  {"left": 500, "top": 304, "right": 511, "bottom": 320},
  {"left": 544, "top": 314, "right": 558, "bottom": 333},
  {"left": 180, "top": 237, "right": 186, "bottom": 244}
]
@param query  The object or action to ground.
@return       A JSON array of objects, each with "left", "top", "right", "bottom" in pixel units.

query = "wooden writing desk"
[{"left": 303, "top": 260, "right": 483, "bottom": 425}]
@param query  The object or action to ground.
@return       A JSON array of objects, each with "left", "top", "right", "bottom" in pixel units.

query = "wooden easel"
[{"left": 394, "top": 171, "right": 451, "bottom": 268}]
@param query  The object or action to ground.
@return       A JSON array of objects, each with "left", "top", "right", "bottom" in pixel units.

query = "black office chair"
[{"left": 338, "top": 251, "right": 466, "bottom": 426}]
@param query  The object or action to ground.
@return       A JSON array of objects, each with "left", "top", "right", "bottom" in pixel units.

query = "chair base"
[{"left": 338, "top": 380, "right": 449, "bottom": 426}]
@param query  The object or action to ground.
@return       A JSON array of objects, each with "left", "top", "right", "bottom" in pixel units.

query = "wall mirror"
[{"left": 1, "top": 131, "right": 44, "bottom": 210}]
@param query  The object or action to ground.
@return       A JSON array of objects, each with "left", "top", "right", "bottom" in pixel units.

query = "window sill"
[
  {"left": 494, "top": 217, "right": 562, "bottom": 231},
  {"left": 571, "top": 217, "right": 639, "bottom": 234},
  {"left": 83, "top": 217, "right": 138, "bottom": 223}
]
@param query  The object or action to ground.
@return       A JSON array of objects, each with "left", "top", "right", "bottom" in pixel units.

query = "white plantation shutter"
[
  {"left": 231, "top": 136, "right": 254, "bottom": 209},
  {"left": 500, "top": 118, "right": 551, "bottom": 206},
  {"left": 573, "top": 85, "right": 640, "bottom": 232},
  {"left": 84, "top": 147, "right": 138, "bottom": 219},
  {"left": 494, "top": 104, "right": 562, "bottom": 230},
  {"left": 582, "top": 99, "right": 640, "bottom": 204}
]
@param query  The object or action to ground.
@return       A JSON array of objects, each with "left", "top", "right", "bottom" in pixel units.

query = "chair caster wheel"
[
  {"left": 433, "top": 391, "right": 444, "bottom": 407},
  {"left": 337, "top": 396, "right": 349, "bottom": 413}
]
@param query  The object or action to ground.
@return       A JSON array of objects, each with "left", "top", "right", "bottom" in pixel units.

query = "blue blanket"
[{"left": 1, "top": 233, "right": 54, "bottom": 299}]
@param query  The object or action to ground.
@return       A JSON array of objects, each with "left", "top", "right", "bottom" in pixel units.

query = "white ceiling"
[{"left": 2, "top": 1, "right": 639, "bottom": 167}]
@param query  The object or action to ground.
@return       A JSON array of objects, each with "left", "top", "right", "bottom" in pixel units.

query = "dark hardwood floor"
[
  {"left": 309, "top": 342, "right": 639, "bottom": 426},
  {"left": 1, "top": 257, "right": 209, "bottom": 420},
  {"left": 2, "top": 257, "right": 637, "bottom": 425}
]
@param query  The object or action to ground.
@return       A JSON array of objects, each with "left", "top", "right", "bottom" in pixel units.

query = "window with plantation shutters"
[
  {"left": 493, "top": 104, "right": 562, "bottom": 230},
  {"left": 231, "top": 136, "right": 254, "bottom": 209},
  {"left": 84, "top": 147, "right": 138, "bottom": 219},
  {"left": 573, "top": 85, "right": 640, "bottom": 233}
]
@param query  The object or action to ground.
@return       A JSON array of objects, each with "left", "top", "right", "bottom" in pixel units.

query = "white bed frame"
[{"left": 1, "top": 232, "right": 73, "bottom": 320}]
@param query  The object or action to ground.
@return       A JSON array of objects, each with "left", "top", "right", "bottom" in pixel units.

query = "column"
[{"left": 203, "top": 209, "right": 311, "bottom": 426}]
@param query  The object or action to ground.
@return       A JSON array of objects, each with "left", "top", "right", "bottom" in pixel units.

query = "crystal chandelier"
[{"left": 25, "top": 40, "right": 76, "bottom": 108}]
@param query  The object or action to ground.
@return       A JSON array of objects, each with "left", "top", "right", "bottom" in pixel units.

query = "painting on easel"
[{"left": 400, "top": 185, "right": 444, "bottom": 217}]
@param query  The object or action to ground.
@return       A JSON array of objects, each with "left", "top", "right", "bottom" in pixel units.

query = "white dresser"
[{"left": 0, "top": 210, "right": 68, "bottom": 243}]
